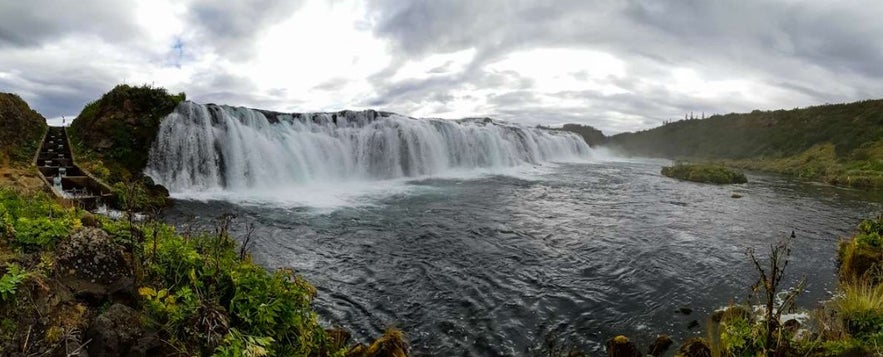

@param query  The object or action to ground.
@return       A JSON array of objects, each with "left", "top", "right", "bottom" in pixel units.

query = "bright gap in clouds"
[
  {"left": 245, "top": 0, "right": 391, "bottom": 112},
  {"left": 488, "top": 48, "right": 628, "bottom": 94}
]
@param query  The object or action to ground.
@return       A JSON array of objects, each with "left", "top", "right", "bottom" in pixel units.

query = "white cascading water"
[{"left": 145, "top": 101, "right": 592, "bottom": 193}]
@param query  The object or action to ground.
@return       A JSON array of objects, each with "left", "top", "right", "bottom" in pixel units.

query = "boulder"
[
  {"left": 55, "top": 228, "right": 131, "bottom": 305},
  {"left": 86, "top": 304, "right": 143, "bottom": 357}
]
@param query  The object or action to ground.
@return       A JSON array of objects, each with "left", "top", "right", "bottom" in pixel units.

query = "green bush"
[{"left": 661, "top": 163, "right": 748, "bottom": 184}]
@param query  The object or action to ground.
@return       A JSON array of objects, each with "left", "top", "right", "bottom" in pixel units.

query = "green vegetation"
[
  {"left": 661, "top": 163, "right": 748, "bottom": 184},
  {"left": 606, "top": 99, "right": 883, "bottom": 189},
  {"left": 0, "top": 92, "right": 47, "bottom": 166},
  {"left": 0, "top": 187, "right": 408, "bottom": 356},
  {"left": 68, "top": 84, "right": 184, "bottom": 181}
]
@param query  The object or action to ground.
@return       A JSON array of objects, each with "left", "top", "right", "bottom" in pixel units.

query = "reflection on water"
[{"left": 163, "top": 160, "right": 883, "bottom": 355}]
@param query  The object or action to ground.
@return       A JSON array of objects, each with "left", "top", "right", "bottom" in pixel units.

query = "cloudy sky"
[{"left": 1, "top": 0, "right": 882, "bottom": 134}]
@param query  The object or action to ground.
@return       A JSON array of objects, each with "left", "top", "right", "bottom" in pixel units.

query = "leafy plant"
[
  {"left": 214, "top": 329, "right": 274, "bottom": 357},
  {"left": 13, "top": 216, "right": 75, "bottom": 248},
  {"left": 0, "top": 264, "right": 28, "bottom": 302}
]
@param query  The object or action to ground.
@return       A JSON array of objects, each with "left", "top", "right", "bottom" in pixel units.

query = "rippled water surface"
[{"left": 163, "top": 159, "right": 883, "bottom": 355}]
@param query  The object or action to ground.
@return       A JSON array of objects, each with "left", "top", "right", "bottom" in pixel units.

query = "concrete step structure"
[{"left": 35, "top": 127, "right": 112, "bottom": 209}]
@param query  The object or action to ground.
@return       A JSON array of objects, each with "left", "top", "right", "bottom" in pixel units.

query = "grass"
[
  {"left": 661, "top": 163, "right": 748, "bottom": 184},
  {"left": 725, "top": 143, "right": 883, "bottom": 189},
  {"left": 832, "top": 282, "right": 883, "bottom": 336}
]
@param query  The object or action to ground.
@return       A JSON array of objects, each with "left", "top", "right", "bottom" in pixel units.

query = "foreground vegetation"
[
  {"left": 661, "top": 163, "right": 748, "bottom": 184},
  {"left": 604, "top": 99, "right": 883, "bottom": 189},
  {"left": 0, "top": 187, "right": 407, "bottom": 356}
]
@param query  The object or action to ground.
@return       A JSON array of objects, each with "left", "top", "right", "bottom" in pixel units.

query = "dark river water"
[{"left": 162, "top": 159, "right": 883, "bottom": 355}]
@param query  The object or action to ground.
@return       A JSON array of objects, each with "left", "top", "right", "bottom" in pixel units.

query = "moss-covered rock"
[
  {"left": 838, "top": 216, "right": 883, "bottom": 282},
  {"left": 661, "top": 163, "right": 748, "bottom": 184},
  {"left": 68, "top": 84, "right": 184, "bottom": 182},
  {"left": 0, "top": 93, "right": 47, "bottom": 166}
]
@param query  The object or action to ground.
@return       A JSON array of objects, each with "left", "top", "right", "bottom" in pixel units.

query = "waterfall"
[{"left": 145, "top": 101, "right": 592, "bottom": 193}]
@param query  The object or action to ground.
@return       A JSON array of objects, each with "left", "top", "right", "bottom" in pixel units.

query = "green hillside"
[
  {"left": 0, "top": 93, "right": 47, "bottom": 166},
  {"left": 605, "top": 99, "right": 883, "bottom": 188}
]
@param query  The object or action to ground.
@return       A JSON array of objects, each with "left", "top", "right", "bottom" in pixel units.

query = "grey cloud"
[
  {"left": 187, "top": 0, "right": 306, "bottom": 60},
  {"left": 0, "top": 1, "right": 139, "bottom": 48},
  {"left": 313, "top": 78, "right": 349, "bottom": 92},
  {"left": 0, "top": 60, "right": 121, "bottom": 118},
  {"left": 363, "top": 0, "right": 883, "bottom": 131}
]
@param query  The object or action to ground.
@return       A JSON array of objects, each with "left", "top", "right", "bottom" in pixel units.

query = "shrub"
[{"left": 661, "top": 163, "right": 748, "bottom": 184}]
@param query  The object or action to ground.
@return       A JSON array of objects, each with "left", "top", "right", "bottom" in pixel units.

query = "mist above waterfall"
[{"left": 145, "top": 102, "right": 592, "bottom": 205}]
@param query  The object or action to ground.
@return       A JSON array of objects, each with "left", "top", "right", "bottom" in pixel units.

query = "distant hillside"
[
  {"left": 606, "top": 99, "right": 883, "bottom": 188},
  {"left": 607, "top": 99, "right": 883, "bottom": 160},
  {"left": 544, "top": 124, "right": 607, "bottom": 147},
  {"left": 0, "top": 93, "right": 47, "bottom": 166}
]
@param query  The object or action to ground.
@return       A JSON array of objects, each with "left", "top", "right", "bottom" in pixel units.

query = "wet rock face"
[{"left": 55, "top": 227, "right": 130, "bottom": 303}]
